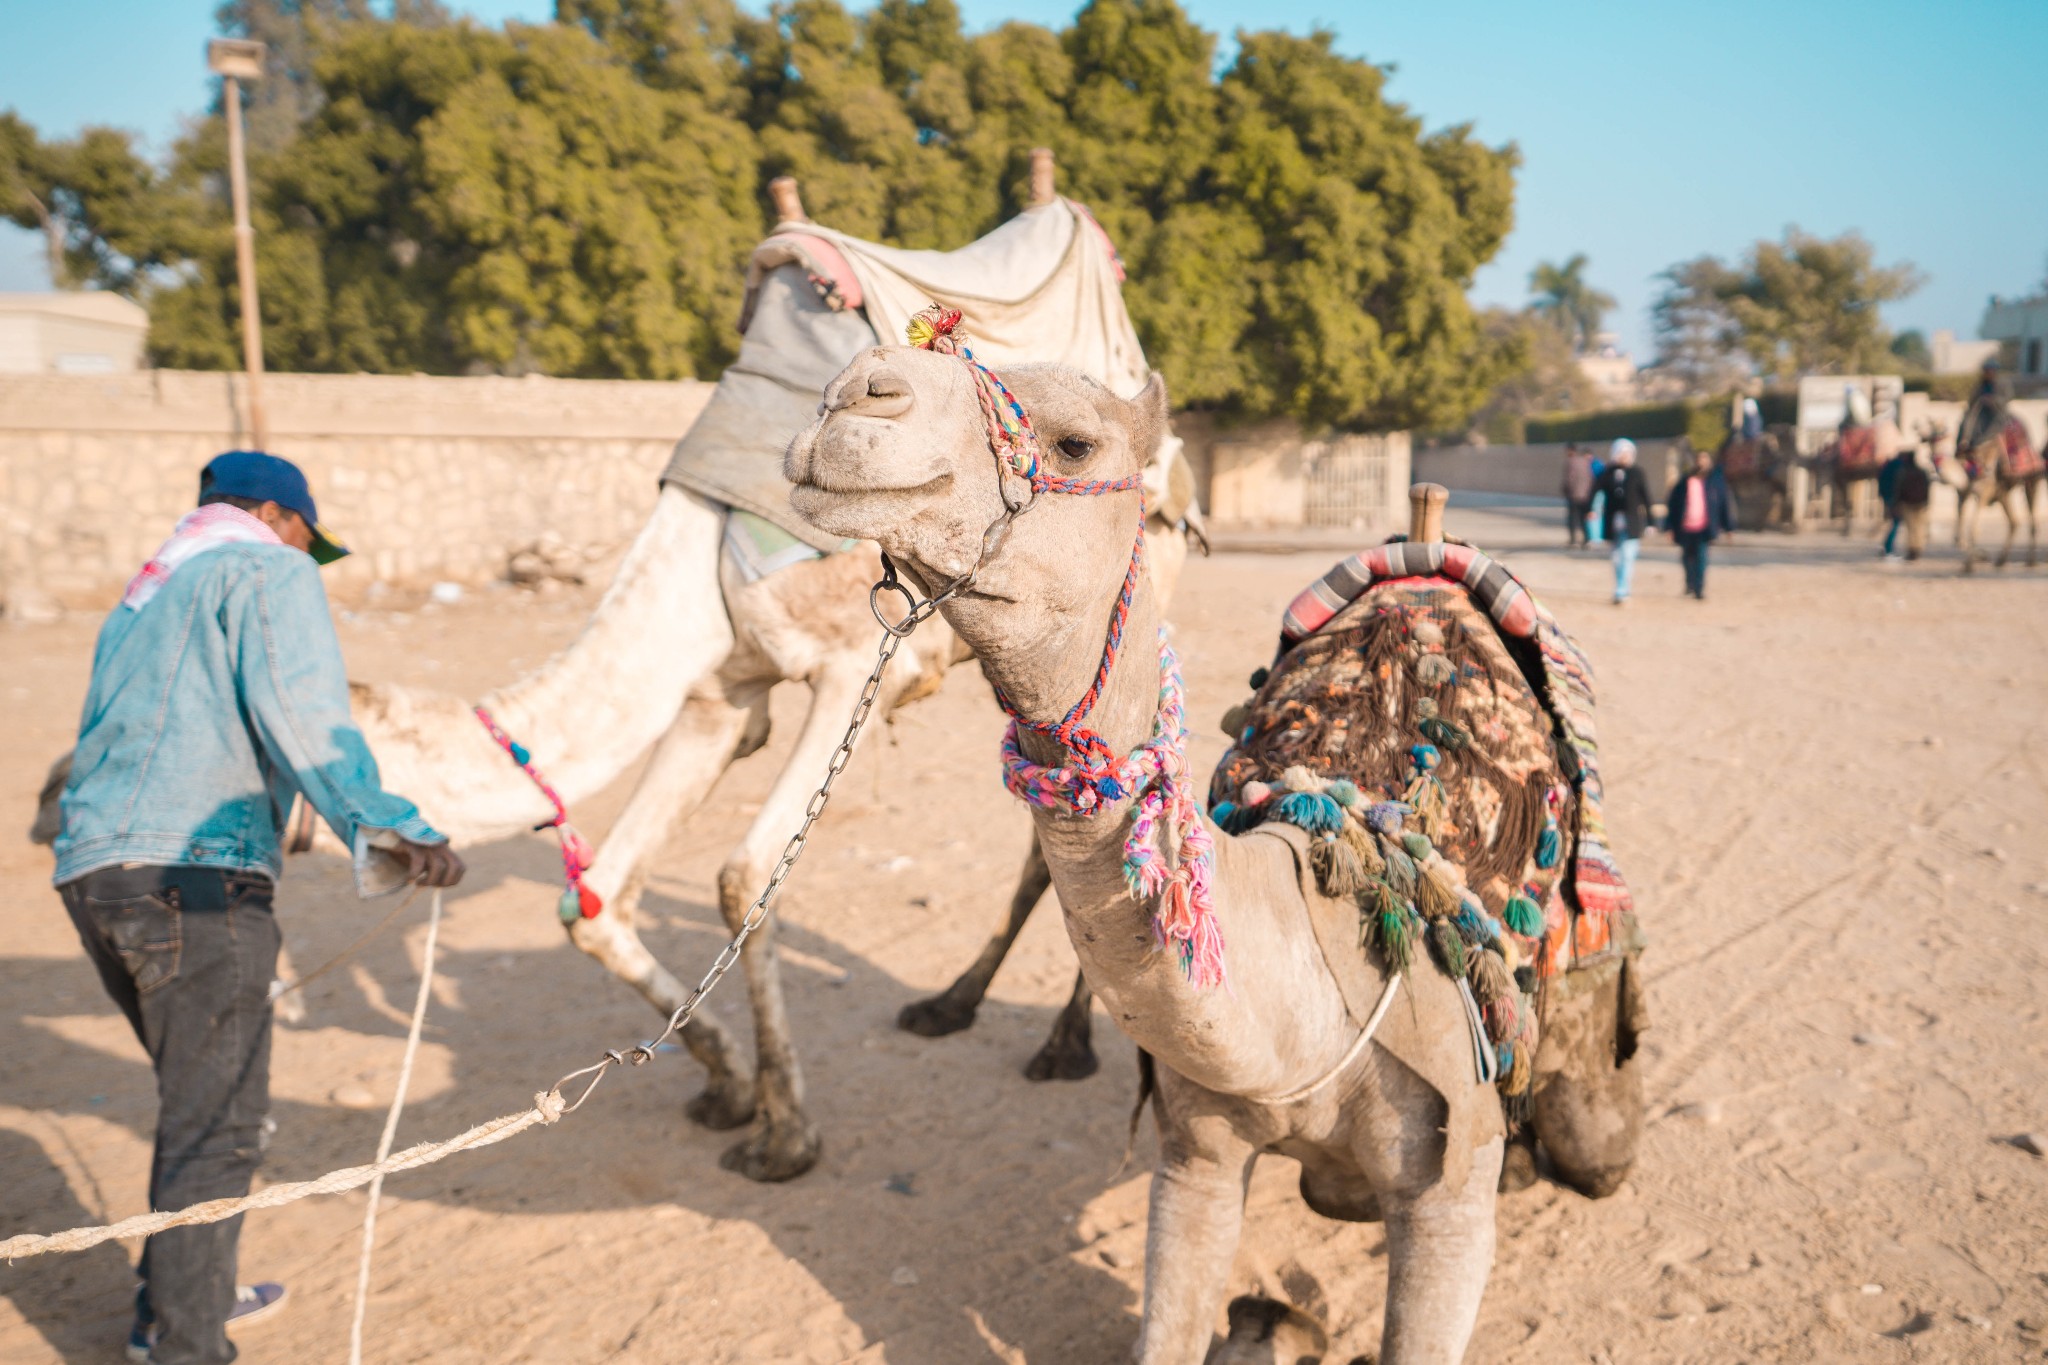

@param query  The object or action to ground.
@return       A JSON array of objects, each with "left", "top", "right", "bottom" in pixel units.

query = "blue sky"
[{"left": 4, "top": 0, "right": 2043, "bottom": 359}]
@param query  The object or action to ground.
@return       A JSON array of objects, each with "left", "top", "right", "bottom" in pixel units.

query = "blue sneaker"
[{"left": 127, "top": 1281, "right": 288, "bottom": 1361}]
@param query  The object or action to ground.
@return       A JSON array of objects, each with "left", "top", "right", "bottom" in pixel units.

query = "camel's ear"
[{"left": 1126, "top": 371, "right": 1170, "bottom": 470}]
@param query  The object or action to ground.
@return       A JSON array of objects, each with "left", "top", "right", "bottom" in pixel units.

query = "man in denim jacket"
[{"left": 52, "top": 451, "right": 464, "bottom": 1365}]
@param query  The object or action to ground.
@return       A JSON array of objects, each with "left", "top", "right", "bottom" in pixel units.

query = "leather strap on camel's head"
[{"left": 906, "top": 304, "right": 1145, "bottom": 499}]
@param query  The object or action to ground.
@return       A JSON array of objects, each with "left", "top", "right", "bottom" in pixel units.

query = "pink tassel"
[{"left": 560, "top": 825, "right": 596, "bottom": 873}]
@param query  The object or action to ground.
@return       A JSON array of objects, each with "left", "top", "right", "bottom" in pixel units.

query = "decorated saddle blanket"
[
  {"left": 1206, "top": 540, "right": 1640, "bottom": 1114},
  {"left": 2000, "top": 418, "right": 2044, "bottom": 479}
]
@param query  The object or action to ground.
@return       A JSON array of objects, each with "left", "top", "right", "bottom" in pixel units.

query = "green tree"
[
  {"left": 1888, "top": 328, "right": 1931, "bottom": 372},
  {"left": 1527, "top": 253, "right": 1614, "bottom": 354},
  {"left": 1461, "top": 307, "right": 1595, "bottom": 443},
  {"left": 1654, "top": 228, "right": 1921, "bottom": 382},
  {"left": 12, "top": 0, "right": 1519, "bottom": 430}
]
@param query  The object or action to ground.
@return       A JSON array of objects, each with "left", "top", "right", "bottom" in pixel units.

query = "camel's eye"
[{"left": 1056, "top": 435, "right": 1096, "bottom": 461}]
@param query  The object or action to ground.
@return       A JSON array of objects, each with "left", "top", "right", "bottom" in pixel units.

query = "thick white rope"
[
  {"left": 349, "top": 887, "right": 442, "bottom": 1365},
  {"left": 0, "top": 1096, "right": 561, "bottom": 1261}
]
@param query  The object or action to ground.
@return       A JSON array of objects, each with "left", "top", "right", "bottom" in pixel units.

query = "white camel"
[
  {"left": 34, "top": 164, "right": 1194, "bottom": 1182},
  {"left": 787, "top": 340, "right": 1642, "bottom": 1362}
]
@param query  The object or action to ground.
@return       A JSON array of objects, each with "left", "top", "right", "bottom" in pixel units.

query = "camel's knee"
[{"left": 1530, "top": 959, "right": 1645, "bottom": 1198}]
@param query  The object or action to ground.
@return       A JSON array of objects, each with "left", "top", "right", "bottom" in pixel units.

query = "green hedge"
[{"left": 1525, "top": 390, "right": 1797, "bottom": 446}]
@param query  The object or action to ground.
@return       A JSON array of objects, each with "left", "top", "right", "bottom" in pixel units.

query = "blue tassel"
[
  {"left": 1210, "top": 801, "right": 1238, "bottom": 826},
  {"left": 1504, "top": 894, "right": 1545, "bottom": 937},
  {"left": 1220, "top": 803, "right": 1265, "bottom": 835},
  {"left": 1274, "top": 791, "right": 1344, "bottom": 834},
  {"left": 1097, "top": 776, "right": 1125, "bottom": 800},
  {"left": 510, "top": 742, "right": 532, "bottom": 766},
  {"left": 1536, "top": 825, "right": 1561, "bottom": 869},
  {"left": 1497, "top": 1041, "right": 1514, "bottom": 1074}
]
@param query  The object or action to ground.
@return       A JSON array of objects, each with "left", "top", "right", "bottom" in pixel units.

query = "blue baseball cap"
[{"left": 199, "top": 450, "right": 350, "bottom": 565}]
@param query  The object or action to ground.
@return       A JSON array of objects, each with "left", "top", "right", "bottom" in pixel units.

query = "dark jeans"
[
  {"left": 1565, "top": 498, "right": 1592, "bottom": 546},
  {"left": 1675, "top": 530, "right": 1711, "bottom": 597},
  {"left": 60, "top": 865, "right": 279, "bottom": 1365}
]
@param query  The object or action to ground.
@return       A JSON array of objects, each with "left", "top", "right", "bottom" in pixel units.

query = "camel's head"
[{"left": 787, "top": 345, "right": 1170, "bottom": 659}]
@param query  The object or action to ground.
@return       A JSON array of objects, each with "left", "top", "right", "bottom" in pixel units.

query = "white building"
[
  {"left": 0, "top": 292, "right": 150, "bottom": 374},
  {"left": 1982, "top": 295, "right": 2048, "bottom": 380},
  {"left": 1929, "top": 327, "right": 1999, "bottom": 375}
]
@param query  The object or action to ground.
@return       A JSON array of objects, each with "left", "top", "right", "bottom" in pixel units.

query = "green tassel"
[
  {"left": 1401, "top": 832, "right": 1434, "bottom": 862},
  {"left": 1380, "top": 843, "right": 1418, "bottom": 896},
  {"left": 1380, "top": 907, "right": 1414, "bottom": 973},
  {"left": 1504, "top": 894, "right": 1545, "bottom": 938},
  {"left": 556, "top": 886, "right": 583, "bottom": 924},
  {"left": 1428, "top": 921, "right": 1467, "bottom": 977},
  {"left": 1536, "top": 824, "right": 1561, "bottom": 869},
  {"left": 1418, "top": 716, "right": 1470, "bottom": 750}
]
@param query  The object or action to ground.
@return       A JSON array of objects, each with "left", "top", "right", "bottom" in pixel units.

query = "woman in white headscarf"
[{"left": 1598, "top": 438, "right": 1654, "bottom": 604}]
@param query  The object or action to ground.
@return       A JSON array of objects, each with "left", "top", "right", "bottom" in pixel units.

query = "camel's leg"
[
  {"left": 1378, "top": 1136, "right": 1503, "bottom": 1364},
  {"left": 568, "top": 689, "right": 759, "bottom": 1130},
  {"left": 1996, "top": 489, "right": 2020, "bottom": 569},
  {"left": 1023, "top": 970, "right": 1099, "bottom": 1081},
  {"left": 712, "top": 660, "right": 883, "bottom": 1182},
  {"left": 1136, "top": 1112, "right": 1258, "bottom": 1365},
  {"left": 1348, "top": 1046, "right": 1501, "bottom": 1365},
  {"left": 1959, "top": 493, "right": 1980, "bottom": 572},
  {"left": 1529, "top": 956, "right": 1644, "bottom": 1199},
  {"left": 897, "top": 837, "right": 1053, "bottom": 1037}
]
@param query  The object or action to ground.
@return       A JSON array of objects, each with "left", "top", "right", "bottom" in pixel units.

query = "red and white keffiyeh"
[{"left": 123, "top": 504, "right": 282, "bottom": 611}]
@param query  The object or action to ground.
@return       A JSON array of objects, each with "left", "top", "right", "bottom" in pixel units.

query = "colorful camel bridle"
[{"left": 906, "top": 305, "right": 1225, "bottom": 987}]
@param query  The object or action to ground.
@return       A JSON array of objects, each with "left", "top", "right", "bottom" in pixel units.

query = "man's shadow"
[{"left": 0, "top": 1128, "right": 135, "bottom": 1361}]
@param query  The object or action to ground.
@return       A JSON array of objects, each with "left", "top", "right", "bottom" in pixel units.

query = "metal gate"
[{"left": 1303, "top": 434, "right": 1408, "bottom": 530}]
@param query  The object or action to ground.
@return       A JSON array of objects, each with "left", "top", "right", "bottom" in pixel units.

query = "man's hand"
[{"left": 401, "top": 839, "right": 466, "bottom": 887}]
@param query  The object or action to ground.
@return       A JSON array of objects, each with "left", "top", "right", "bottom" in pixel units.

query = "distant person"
[
  {"left": 1890, "top": 447, "right": 1934, "bottom": 562},
  {"left": 1586, "top": 448, "right": 1609, "bottom": 544},
  {"left": 1561, "top": 442, "right": 1596, "bottom": 548},
  {"left": 1960, "top": 358, "right": 2009, "bottom": 454},
  {"left": 51, "top": 451, "right": 465, "bottom": 1364},
  {"left": 1877, "top": 446, "right": 1909, "bottom": 560},
  {"left": 1664, "top": 445, "right": 1737, "bottom": 599},
  {"left": 1598, "top": 438, "right": 1653, "bottom": 604}
]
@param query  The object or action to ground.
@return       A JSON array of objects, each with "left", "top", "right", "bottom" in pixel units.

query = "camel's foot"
[
  {"left": 719, "top": 1116, "right": 822, "bottom": 1183},
  {"left": 896, "top": 990, "right": 979, "bottom": 1038},
  {"left": 1206, "top": 1296, "right": 1329, "bottom": 1365},
  {"left": 684, "top": 1077, "right": 757, "bottom": 1132},
  {"left": 1023, "top": 1023, "right": 1099, "bottom": 1082},
  {"left": 1556, "top": 1160, "right": 1633, "bottom": 1200}
]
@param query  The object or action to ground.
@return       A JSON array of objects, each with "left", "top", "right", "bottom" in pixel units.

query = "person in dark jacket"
[
  {"left": 1598, "top": 438, "right": 1654, "bottom": 604},
  {"left": 1663, "top": 445, "right": 1738, "bottom": 599},
  {"left": 1561, "top": 442, "right": 1596, "bottom": 548}
]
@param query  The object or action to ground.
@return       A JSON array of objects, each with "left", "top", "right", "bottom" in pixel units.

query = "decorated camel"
[
  {"left": 1948, "top": 398, "right": 2044, "bottom": 571},
  {"left": 786, "top": 320, "right": 1645, "bottom": 1361},
  {"left": 33, "top": 160, "right": 1196, "bottom": 1183}
]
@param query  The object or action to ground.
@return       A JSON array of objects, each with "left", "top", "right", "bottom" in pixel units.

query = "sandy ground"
[{"left": 3, "top": 504, "right": 2047, "bottom": 1365}]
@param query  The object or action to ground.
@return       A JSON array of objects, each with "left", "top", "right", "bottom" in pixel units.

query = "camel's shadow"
[{"left": 0, "top": 836, "right": 1148, "bottom": 1363}]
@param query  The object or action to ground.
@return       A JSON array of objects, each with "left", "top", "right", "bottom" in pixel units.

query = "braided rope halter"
[{"left": 907, "top": 305, "right": 1225, "bottom": 988}]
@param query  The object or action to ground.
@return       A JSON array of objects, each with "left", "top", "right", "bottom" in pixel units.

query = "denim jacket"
[{"left": 53, "top": 542, "right": 443, "bottom": 887}]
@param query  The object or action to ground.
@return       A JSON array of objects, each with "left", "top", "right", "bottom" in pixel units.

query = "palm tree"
[{"left": 1529, "top": 254, "right": 1617, "bottom": 354}]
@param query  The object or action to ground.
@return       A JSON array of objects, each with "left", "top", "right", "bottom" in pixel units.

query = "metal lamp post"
[{"left": 207, "top": 37, "right": 268, "bottom": 449}]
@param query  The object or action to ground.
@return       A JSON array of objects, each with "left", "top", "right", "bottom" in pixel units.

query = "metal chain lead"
[{"left": 542, "top": 517, "right": 1019, "bottom": 1114}]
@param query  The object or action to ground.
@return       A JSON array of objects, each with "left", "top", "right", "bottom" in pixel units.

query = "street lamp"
[{"left": 207, "top": 37, "right": 268, "bottom": 448}]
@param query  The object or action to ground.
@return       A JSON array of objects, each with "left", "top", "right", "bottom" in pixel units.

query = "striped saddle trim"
[{"left": 1280, "top": 541, "right": 1536, "bottom": 653}]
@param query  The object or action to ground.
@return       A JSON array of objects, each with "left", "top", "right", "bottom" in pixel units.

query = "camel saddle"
[{"left": 664, "top": 199, "right": 1176, "bottom": 553}]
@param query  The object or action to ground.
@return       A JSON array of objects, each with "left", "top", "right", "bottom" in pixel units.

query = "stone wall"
[
  {"left": 0, "top": 369, "right": 713, "bottom": 620},
  {"left": 1174, "top": 412, "right": 1410, "bottom": 531}
]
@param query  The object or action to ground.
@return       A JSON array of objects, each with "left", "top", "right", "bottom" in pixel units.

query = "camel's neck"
[
  {"left": 479, "top": 486, "right": 730, "bottom": 803},
  {"left": 956, "top": 571, "right": 1354, "bottom": 1097}
]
